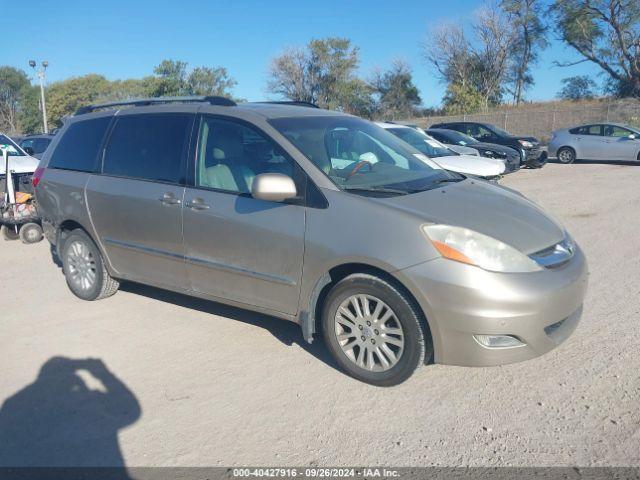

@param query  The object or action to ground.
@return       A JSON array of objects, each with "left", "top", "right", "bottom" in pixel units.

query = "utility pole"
[{"left": 29, "top": 60, "right": 49, "bottom": 134}]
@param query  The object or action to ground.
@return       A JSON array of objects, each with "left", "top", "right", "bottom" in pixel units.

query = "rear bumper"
[{"left": 398, "top": 246, "right": 588, "bottom": 367}]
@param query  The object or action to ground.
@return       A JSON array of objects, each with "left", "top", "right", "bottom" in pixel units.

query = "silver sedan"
[{"left": 549, "top": 123, "right": 640, "bottom": 163}]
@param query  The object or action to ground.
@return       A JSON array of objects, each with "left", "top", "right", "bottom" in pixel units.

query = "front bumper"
[
  {"left": 398, "top": 245, "right": 588, "bottom": 367},
  {"left": 523, "top": 147, "right": 547, "bottom": 167}
]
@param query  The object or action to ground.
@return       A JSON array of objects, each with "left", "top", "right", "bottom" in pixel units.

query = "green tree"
[
  {"left": 267, "top": 38, "right": 364, "bottom": 110},
  {"left": 187, "top": 66, "right": 237, "bottom": 96},
  {"left": 502, "top": 0, "right": 549, "bottom": 104},
  {"left": 0, "top": 66, "right": 38, "bottom": 134},
  {"left": 557, "top": 75, "right": 598, "bottom": 100},
  {"left": 46, "top": 74, "right": 112, "bottom": 127},
  {"left": 552, "top": 0, "right": 640, "bottom": 97},
  {"left": 370, "top": 60, "right": 421, "bottom": 119},
  {"left": 442, "top": 83, "right": 485, "bottom": 115},
  {"left": 148, "top": 59, "right": 188, "bottom": 96}
]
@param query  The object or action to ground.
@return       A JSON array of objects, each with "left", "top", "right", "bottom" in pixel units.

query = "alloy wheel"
[
  {"left": 66, "top": 240, "right": 97, "bottom": 292},
  {"left": 334, "top": 294, "right": 405, "bottom": 372}
]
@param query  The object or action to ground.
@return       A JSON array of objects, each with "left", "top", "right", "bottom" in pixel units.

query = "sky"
[{"left": 3, "top": 0, "right": 602, "bottom": 107}]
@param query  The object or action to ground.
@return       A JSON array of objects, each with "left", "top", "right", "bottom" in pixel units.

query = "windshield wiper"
[
  {"left": 343, "top": 186, "right": 410, "bottom": 195},
  {"left": 432, "top": 177, "right": 463, "bottom": 185}
]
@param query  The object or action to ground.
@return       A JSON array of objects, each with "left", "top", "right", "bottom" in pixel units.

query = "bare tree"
[
  {"left": 422, "top": 23, "right": 475, "bottom": 88},
  {"left": 472, "top": 3, "right": 517, "bottom": 107},
  {"left": 423, "top": 3, "right": 516, "bottom": 110}
]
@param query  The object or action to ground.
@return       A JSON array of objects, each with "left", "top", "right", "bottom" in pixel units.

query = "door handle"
[
  {"left": 159, "top": 193, "right": 181, "bottom": 205},
  {"left": 185, "top": 197, "right": 210, "bottom": 210}
]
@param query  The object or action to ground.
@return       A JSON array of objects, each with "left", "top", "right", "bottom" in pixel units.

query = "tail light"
[{"left": 32, "top": 167, "right": 45, "bottom": 188}]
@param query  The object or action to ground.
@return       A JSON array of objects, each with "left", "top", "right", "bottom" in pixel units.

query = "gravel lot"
[{"left": 1, "top": 161, "right": 639, "bottom": 468}]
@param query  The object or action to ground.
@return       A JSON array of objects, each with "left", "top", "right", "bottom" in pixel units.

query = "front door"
[
  {"left": 86, "top": 113, "right": 194, "bottom": 288},
  {"left": 182, "top": 116, "right": 305, "bottom": 315},
  {"left": 602, "top": 125, "right": 640, "bottom": 160}
]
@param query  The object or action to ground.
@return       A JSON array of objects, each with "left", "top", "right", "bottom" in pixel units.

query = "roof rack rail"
[
  {"left": 74, "top": 96, "right": 237, "bottom": 115},
  {"left": 256, "top": 101, "right": 320, "bottom": 109}
]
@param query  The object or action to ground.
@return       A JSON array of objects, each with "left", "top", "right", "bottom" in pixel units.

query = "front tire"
[
  {"left": 557, "top": 147, "right": 576, "bottom": 164},
  {"left": 321, "top": 273, "right": 431, "bottom": 386},
  {"left": 61, "top": 229, "right": 119, "bottom": 301}
]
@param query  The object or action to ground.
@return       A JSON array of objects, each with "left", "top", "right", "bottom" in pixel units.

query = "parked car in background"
[
  {"left": 377, "top": 123, "right": 506, "bottom": 179},
  {"left": 19, "top": 133, "right": 55, "bottom": 159},
  {"left": 427, "top": 128, "right": 521, "bottom": 172},
  {"left": 0, "top": 133, "right": 40, "bottom": 192},
  {"left": 430, "top": 121, "right": 546, "bottom": 168},
  {"left": 35, "top": 97, "right": 587, "bottom": 386},
  {"left": 549, "top": 123, "right": 640, "bottom": 164}
]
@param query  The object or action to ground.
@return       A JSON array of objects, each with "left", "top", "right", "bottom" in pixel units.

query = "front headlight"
[
  {"left": 423, "top": 225, "right": 542, "bottom": 273},
  {"left": 518, "top": 140, "right": 533, "bottom": 148}
]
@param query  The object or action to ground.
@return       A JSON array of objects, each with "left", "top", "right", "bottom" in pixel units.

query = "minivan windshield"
[
  {"left": 0, "top": 135, "right": 25, "bottom": 157},
  {"left": 386, "top": 127, "right": 455, "bottom": 158},
  {"left": 270, "top": 116, "right": 462, "bottom": 195}
]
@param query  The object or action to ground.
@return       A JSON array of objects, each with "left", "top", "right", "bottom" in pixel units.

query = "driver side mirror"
[
  {"left": 628, "top": 134, "right": 636, "bottom": 140},
  {"left": 23, "top": 146, "right": 35, "bottom": 155},
  {"left": 251, "top": 173, "right": 297, "bottom": 203}
]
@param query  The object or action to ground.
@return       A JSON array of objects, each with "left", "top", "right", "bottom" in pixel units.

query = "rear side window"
[
  {"left": 49, "top": 117, "right": 111, "bottom": 172},
  {"left": 103, "top": 114, "right": 192, "bottom": 184}
]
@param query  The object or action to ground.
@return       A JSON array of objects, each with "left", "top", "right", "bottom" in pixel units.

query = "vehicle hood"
[
  {"left": 432, "top": 155, "right": 505, "bottom": 177},
  {"left": 470, "top": 142, "right": 519, "bottom": 156},
  {"left": 445, "top": 144, "right": 479, "bottom": 156},
  {"left": 379, "top": 179, "right": 564, "bottom": 254},
  {"left": 508, "top": 135, "right": 539, "bottom": 145},
  {"left": 0, "top": 155, "right": 39, "bottom": 174}
]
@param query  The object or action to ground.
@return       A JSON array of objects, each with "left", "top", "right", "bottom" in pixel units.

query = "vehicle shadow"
[
  {"left": 0, "top": 356, "right": 139, "bottom": 477},
  {"left": 548, "top": 158, "right": 639, "bottom": 166},
  {"left": 120, "top": 282, "right": 341, "bottom": 373}
]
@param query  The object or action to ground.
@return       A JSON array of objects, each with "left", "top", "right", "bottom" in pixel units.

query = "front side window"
[
  {"left": 387, "top": 128, "right": 454, "bottom": 158},
  {"left": 603, "top": 125, "right": 633, "bottom": 137},
  {"left": 49, "top": 117, "right": 112, "bottom": 172},
  {"left": 0, "top": 135, "right": 25, "bottom": 157},
  {"left": 103, "top": 114, "right": 192, "bottom": 183},
  {"left": 270, "top": 116, "right": 459, "bottom": 195},
  {"left": 196, "top": 117, "right": 298, "bottom": 194}
]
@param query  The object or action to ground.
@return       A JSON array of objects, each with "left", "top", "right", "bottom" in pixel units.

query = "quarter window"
[
  {"left": 49, "top": 117, "right": 111, "bottom": 171},
  {"left": 196, "top": 117, "right": 298, "bottom": 195},
  {"left": 103, "top": 114, "right": 192, "bottom": 183}
]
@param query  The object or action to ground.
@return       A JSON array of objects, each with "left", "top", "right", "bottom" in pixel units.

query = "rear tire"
[
  {"left": 61, "top": 229, "right": 119, "bottom": 301},
  {"left": 557, "top": 147, "right": 576, "bottom": 164},
  {"left": 1, "top": 225, "right": 19, "bottom": 241},
  {"left": 19, "top": 222, "right": 43, "bottom": 244},
  {"left": 321, "top": 273, "right": 431, "bottom": 386}
]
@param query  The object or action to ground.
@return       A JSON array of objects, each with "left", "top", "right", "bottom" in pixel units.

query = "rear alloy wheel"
[
  {"left": 557, "top": 147, "right": 576, "bottom": 164},
  {"left": 322, "top": 273, "right": 431, "bottom": 386},
  {"left": 62, "top": 229, "right": 119, "bottom": 301},
  {"left": 19, "top": 222, "right": 43, "bottom": 244}
]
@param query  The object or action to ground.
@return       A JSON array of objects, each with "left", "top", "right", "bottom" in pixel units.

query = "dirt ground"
[{"left": 0, "top": 161, "right": 639, "bottom": 468}]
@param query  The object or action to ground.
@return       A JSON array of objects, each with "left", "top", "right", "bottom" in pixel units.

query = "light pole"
[{"left": 29, "top": 60, "right": 49, "bottom": 134}]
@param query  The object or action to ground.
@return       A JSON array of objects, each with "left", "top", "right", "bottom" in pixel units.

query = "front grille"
[{"left": 529, "top": 237, "right": 575, "bottom": 268}]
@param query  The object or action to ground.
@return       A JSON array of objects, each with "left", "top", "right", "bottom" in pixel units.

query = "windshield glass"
[
  {"left": 491, "top": 125, "right": 511, "bottom": 137},
  {"left": 270, "top": 116, "right": 461, "bottom": 194},
  {"left": 432, "top": 129, "right": 478, "bottom": 146},
  {"left": 0, "top": 135, "right": 25, "bottom": 156},
  {"left": 386, "top": 127, "right": 454, "bottom": 158}
]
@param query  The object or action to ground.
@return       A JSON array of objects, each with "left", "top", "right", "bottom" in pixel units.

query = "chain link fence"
[{"left": 409, "top": 98, "right": 640, "bottom": 144}]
